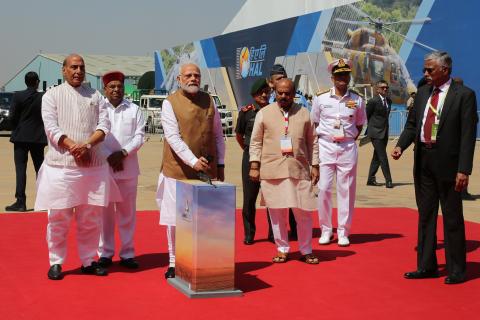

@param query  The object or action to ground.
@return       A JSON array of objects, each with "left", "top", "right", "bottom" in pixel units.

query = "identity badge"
[
  {"left": 280, "top": 136, "right": 293, "bottom": 155},
  {"left": 431, "top": 123, "right": 438, "bottom": 142},
  {"left": 333, "top": 124, "right": 345, "bottom": 141}
]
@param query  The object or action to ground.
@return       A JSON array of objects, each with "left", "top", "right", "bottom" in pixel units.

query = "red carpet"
[{"left": 1, "top": 208, "right": 480, "bottom": 319}]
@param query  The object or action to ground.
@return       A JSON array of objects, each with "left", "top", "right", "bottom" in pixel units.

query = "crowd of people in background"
[{"left": 3, "top": 51, "right": 477, "bottom": 285}]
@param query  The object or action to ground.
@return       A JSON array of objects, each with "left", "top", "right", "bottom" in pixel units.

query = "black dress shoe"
[
  {"left": 81, "top": 261, "right": 108, "bottom": 276},
  {"left": 48, "top": 264, "right": 64, "bottom": 280},
  {"left": 386, "top": 181, "right": 393, "bottom": 189},
  {"left": 5, "top": 201, "right": 27, "bottom": 212},
  {"left": 165, "top": 267, "right": 175, "bottom": 279},
  {"left": 97, "top": 257, "right": 113, "bottom": 268},
  {"left": 243, "top": 239, "right": 254, "bottom": 245},
  {"left": 404, "top": 270, "right": 439, "bottom": 279},
  {"left": 445, "top": 274, "right": 466, "bottom": 284},
  {"left": 366, "top": 180, "right": 381, "bottom": 186},
  {"left": 119, "top": 258, "right": 139, "bottom": 269}
]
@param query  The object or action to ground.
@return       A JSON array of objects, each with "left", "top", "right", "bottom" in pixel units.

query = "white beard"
[{"left": 181, "top": 83, "right": 200, "bottom": 94}]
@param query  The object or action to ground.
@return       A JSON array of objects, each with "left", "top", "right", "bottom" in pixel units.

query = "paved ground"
[{"left": 1, "top": 134, "right": 479, "bottom": 222}]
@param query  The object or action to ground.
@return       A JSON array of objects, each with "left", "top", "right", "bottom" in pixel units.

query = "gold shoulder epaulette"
[
  {"left": 348, "top": 89, "right": 363, "bottom": 97},
  {"left": 241, "top": 104, "right": 254, "bottom": 112},
  {"left": 316, "top": 89, "right": 330, "bottom": 96}
]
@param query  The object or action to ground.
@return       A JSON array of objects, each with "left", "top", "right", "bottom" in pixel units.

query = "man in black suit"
[
  {"left": 5, "top": 72, "right": 47, "bottom": 212},
  {"left": 366, "top": 80, "right": 393, "bottom": 188},
  {"left": 392, "top": 51, "right": 477, "bottom": 284}
]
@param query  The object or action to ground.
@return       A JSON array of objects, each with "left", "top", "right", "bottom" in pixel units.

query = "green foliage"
[{"left": 360, "top": 0, "right": 421, "bottom": 51}]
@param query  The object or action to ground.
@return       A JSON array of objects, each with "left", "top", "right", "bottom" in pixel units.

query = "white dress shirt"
[
  {"left": 420, "top": 78, "right": 452, "bottom": 142},
  {"left": 161, "top": 99, "right": 225, "bottom": 166},
  {"left": 102, "top": 98, "right": 145, "bottom": 179}
]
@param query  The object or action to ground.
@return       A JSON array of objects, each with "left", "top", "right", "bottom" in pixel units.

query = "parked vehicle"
[
  {"left": 211, "top": 94, "right": 234, "bottom": 136},
  {"left": 139, "top": 94, "right": 166, "bottom": 134},
  {"left": 0, "top": 92, "right": 13, "bottom": 131}
]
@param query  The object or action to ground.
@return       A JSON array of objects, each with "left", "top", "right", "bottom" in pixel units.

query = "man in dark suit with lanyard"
[
  {"left": 392, "top": 51, "right": 477, "bottom": 284},
  {"left": 5, "top": 71, "right": 47, "bottom": 212},
  {"left": 366, "top": 80, "right": 393, "bottom": 188}
]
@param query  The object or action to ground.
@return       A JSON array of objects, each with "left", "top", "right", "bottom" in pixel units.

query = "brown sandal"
[
  {"left": 300, "top": 254, "right": 319, "bottom": 264},
  {"left": 272, "top": 252, "right": 288, "bottom": 263}
]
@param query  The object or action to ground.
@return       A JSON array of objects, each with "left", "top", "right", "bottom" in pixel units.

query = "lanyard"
[
  {"left": 428, "top": 86, "right": 450, "bottom": 118},
  {"left": 283, "top": 111, "right": 289, "bottom": 136}
]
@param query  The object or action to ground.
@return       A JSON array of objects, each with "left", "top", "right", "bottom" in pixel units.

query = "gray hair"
[{"left": 424, "top": 51, "right": 452, "bottom": 74}]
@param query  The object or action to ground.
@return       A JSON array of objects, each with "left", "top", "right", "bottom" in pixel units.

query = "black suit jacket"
[
  {"left": 397, "top": 81, "right": 477, "bottom": 181},
  {"left": 9, "top": 87, "right": 47, "bottom": 144},
  {"left": 366, "top": 95, "right": 391, "bottom": 139}
]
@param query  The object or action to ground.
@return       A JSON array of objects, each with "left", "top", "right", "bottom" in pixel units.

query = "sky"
[{"left": 0, "top": 0, "right": 247, "bottom": 88}]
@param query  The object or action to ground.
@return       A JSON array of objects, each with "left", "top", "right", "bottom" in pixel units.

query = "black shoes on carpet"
[
  {"left": 98, "top": 257, "right": 139, "bottom": 269},
  {"left": 97, "top": 257, "right": 113, "bottom": 268},
  {"left": 404, "top": 269, "right": 439, "bottom": 279},
  {"left": 81, "top": 261, "right": 108, "bottom": 276},
  {"left": 404, "top": 269, "right": 465, "bottom": 284},
  {"left": 119, "top": 258, "right": 139, "bottom": 269},
  {"left": 5, "top": 201, "right": 27, "bottom": 212},
  {"left": 48, "top": 264, "right": 63, "bottom": 280}
]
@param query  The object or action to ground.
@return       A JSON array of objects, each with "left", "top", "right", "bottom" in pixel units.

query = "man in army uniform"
[
  {"left": 235, "top": 78, "right": 273, "bottom": 244},
  {"left": 311, "top": 59, "right": 367, "bottom": 247}
]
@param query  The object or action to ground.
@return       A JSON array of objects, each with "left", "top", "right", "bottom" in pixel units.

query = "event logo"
[{"left": 236, "top": 44, "right": 267, "bottom": 79}]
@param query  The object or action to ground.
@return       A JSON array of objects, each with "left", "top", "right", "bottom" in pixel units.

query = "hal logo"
[{"left": 236, "top": 44, "right": 267, "bottom": 79}]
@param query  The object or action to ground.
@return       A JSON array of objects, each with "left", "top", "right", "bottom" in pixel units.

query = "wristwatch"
[{"left": 121, "top": 149, "right": 128, "bottom": 157}]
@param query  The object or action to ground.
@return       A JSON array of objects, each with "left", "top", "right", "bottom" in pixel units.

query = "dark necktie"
[
  {"left": 383, "top": 98, "right": 388, "bottom": 109},
  {"left": 423, "top": 88, "right": 441, "bottom": 143}
]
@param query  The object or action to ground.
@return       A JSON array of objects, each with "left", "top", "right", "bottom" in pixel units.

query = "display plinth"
[{"left": 168, "top": 179, "right": 242, "bottom": 298}]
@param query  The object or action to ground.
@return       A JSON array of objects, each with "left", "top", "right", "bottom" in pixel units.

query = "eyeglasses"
[
  {"left": 378, "top": 86, "right": 389, "bottom": 90},
  {"left": 423, "top": 67, "right": 435, "bottom": 74}
]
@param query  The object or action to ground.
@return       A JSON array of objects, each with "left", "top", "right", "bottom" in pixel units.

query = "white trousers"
[
  {"left": 317, "top": 160, "right": 357, "bottom": 238},
  {"left": 99, "top": 177, "right": 138, "bottom": 260},
  {"left": 46, "top": 205, "right": 102, "bottom": 267},
  {"left": 269, "top": 208, "right": 313, "bottom": 255}
]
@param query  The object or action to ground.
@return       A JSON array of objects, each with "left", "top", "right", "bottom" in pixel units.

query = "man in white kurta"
[
  {"left": 97, "top": 71, "right": 145, "bottom": 269},
  {"left": 310, "top": 59, "right": 367, "bottom": 247},
  {"left": 249, "top": 78, "right": 320, "bottom": 264},
  {"left": 35, "top": 54, "right": 120, "bottom": 280},
  {"left": 156, "top": 63, "right": 225, "bottom": 279}
]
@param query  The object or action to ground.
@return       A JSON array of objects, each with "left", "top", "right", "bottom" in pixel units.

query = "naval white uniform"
[{"left": 311, "top": 88, "right": 366, "bottom": 239}]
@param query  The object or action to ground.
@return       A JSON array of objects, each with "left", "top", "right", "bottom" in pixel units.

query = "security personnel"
[
  {"left": 235, "top": 78, "right": 273, "bottom": 244},
  {"left": 311, "top": 58, "right": 367, "bottom": 247}
]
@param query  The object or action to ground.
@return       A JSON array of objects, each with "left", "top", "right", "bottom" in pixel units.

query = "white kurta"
[
  {"left": 155, "top": 99, "right": 225, "bottom": 226},
  {"left": 98, "top": 98, "right": 145, "bottom": 259},
  {"left": 35, "top": 164, "right": 121, "bottom": 210}
]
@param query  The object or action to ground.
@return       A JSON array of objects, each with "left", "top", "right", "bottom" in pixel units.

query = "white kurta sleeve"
[
  {"left": 41, "top": 91, "right": 65, "bottom": 147},
  {"left": 96, "top": 96, "right": 111, "bottom": 135},
  {"left": 123, "top": 105, "right": 145, "bottom": 154},
  {"left": 161, "top": 100, "right": 198, "bottom": 167}
]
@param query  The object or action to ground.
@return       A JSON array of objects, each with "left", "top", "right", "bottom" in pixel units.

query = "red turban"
[{"left": 102, "top": 71, "right": 125, "bottom": 86}]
